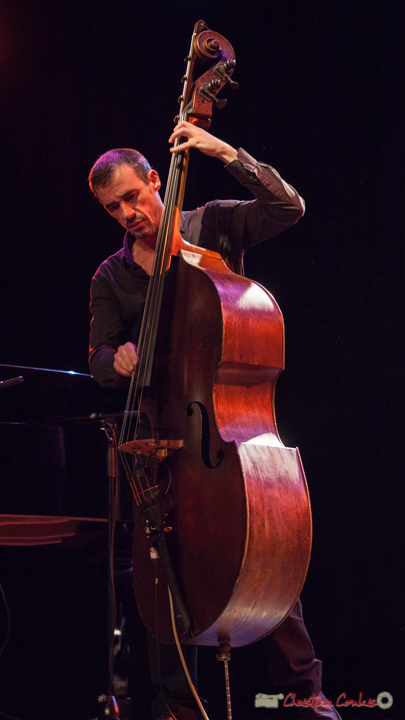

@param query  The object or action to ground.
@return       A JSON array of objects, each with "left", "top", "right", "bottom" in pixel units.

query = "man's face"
[{"left": 95, "top": 165, "right": 163, "bottom": 244}]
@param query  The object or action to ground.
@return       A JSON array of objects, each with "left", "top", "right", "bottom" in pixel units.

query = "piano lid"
[
  {"left": 0, "top": 364, "right": 133, "bottom": 520},
  {"left": 0, "top": 364, "right": 127, "bottom": 422}
]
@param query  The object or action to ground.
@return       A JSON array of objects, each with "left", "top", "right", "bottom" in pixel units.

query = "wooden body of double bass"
[{"left": 132, "top": 247, "right": 312, "bottom": 647}]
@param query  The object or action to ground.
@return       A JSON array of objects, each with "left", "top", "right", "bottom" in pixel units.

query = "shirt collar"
[
  {"left": 122, "top": 231, "right": 151, "bottom": 281},
  {"left": 122, "top": 231, "right": 135, "bottom": 267}
]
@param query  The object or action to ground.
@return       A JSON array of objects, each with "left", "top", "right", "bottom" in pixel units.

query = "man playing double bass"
[{"left": 88, "top": 120, "right": 340, "bottom": 720}]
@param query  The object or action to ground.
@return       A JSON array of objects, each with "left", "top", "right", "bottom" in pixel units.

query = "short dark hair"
[{"left": 88, "top": 148, "right": 152, "bottom": 194}]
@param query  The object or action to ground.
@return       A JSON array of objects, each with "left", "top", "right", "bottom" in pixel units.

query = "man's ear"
[{"left": 147, "top": 169, "right": 161, "bottom": 191}]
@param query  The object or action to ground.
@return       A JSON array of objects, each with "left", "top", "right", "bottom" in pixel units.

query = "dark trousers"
[
  {"left": 148, "top": 598, "right": 322, "bottom": 718},
  {"left": 263, "top": 598, "right": 322, "bottom": 697}
]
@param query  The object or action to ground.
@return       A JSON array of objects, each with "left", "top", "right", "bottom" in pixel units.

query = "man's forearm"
[
  {"left": 227, "top": 148, "right": 305, "bottom": 214},
  {"left": 89, "top": 344, "right": 130, "bottom": 389}
]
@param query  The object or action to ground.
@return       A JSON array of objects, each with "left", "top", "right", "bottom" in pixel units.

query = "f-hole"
[{"left": 186, "top": 401, "right": 224, "bottom": 469}]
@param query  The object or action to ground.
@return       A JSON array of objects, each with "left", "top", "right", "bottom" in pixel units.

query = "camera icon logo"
[{"left": 255, "top": 693, "right": 285, "bottom": 709}]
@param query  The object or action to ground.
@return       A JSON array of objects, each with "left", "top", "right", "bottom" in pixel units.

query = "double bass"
[{"left": 118, "top": 20, "right": 312, "bottom": 650}]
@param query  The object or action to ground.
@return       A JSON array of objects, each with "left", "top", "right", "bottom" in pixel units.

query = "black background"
[{"left": 0, "top": 1, "right": 404, "bottom": 719}]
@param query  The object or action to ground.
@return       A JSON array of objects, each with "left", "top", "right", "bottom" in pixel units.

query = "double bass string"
[
  {"left": 119, "top": 26, "right": 194, "bottom": 461},
  {"left": 118, "top": 18, "right": 215, "bottom": 504},
  {"left": 119, "top": 136, "right": 181, "bottom": 433},
  {"left": 118, "top": 130, "right": 186, "bottom": 504}
]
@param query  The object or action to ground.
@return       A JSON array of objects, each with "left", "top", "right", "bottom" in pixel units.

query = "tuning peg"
[
  {"left": 214, "top": 59, "right": 239, "bottom": 90},
  {"left": 224, "top": 58, "right": 236, "bottom": 72},
  {"left": 214, "top": 97, "right": 227, "bottom": 110},
  {"left": 198, "top": 82, "right": 228, "bottom": 110},
  {"left": 207, "top": 77, "right": 221, "bottom": 93}
]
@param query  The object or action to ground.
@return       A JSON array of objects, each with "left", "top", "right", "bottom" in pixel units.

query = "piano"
[
  {"left": 0, "top": 363, "right": 131, "bottom": 544},
  {"left": 0, "top": 365, "right": 138, "bottom": 720}
]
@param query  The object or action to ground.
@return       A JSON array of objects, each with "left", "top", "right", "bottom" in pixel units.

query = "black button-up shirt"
[{"left": 89, "top": 150, "right": 305, "bottom": 388}]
